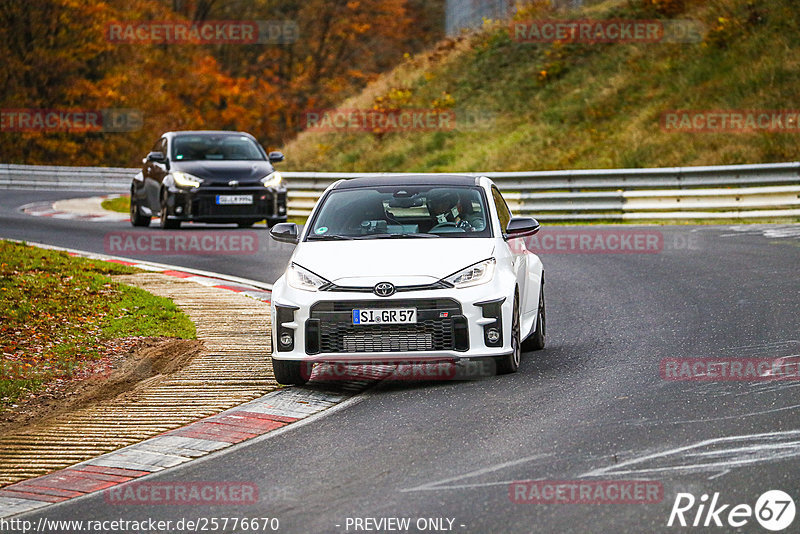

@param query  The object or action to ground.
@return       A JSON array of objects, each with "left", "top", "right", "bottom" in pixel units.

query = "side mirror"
[
  {"left": 268, "top": 151, "right": 285, "bottom": 163},
  {"left": 270, "top": 222, "right": 299, "bottom": 244},
  {"left": 504, "top": 217, "right": 540, "bottom": 240},
  {"left": 147, "top": 151, "right": 166, "bottom": 163}
]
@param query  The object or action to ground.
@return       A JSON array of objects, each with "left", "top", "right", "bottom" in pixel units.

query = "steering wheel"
[{"left": 430, "top": 221, "right": 463, "bottom": 232}]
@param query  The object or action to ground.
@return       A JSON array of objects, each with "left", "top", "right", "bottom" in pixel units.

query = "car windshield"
[
  {"left": 172, "top": 135, "right": 265, "bottom": 161},
  {"left": 306, "top": 185, "right": 491, "bottom": 240}
]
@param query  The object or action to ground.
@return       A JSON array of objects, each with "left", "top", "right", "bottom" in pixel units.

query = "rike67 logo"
[{"left": 668, "top": 490, "right": 796, "bottom": 531}]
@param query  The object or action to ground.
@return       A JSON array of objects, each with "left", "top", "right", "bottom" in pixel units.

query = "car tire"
[
  {"left": 159, "top": 192, "right": 180, "bottom": 229},
  {"left": 495, "top": 294, "right": 521, "bottom": 375},
  {"left": 522, "top": 279, "right": 546, "bottom": 352},
  {"left": 129, "top": 192, "right": 151, "bottom": 227},
  {"left": 271, "top": 357, "right": 310, "bottom": 386}
]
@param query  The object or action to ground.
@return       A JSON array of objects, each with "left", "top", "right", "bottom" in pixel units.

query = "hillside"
[{"left": 284, "top": 0, "right": 800, "bottom": 172}]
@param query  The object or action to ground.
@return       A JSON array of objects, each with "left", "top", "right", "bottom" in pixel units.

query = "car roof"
[
  {"left": 163, "top": 130, "right": 256, "bottom": 138},
  {"left": 332, "top": 174, "right": 480, "bottom": 189}
]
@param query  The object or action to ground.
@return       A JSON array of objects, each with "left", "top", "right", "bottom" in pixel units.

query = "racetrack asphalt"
[{"left": 2, "top": 189, "right": 800, "bottom": 533}]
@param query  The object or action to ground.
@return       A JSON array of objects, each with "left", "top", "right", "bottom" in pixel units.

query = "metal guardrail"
[
  {"left": 1, "top": 162, "right": 799, "bottom": 221},
  {"left": 0, "top": 164, "right": 135, "bottom": 192}
]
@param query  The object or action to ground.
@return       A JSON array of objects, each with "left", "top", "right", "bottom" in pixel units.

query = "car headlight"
[
  {"left": 260, "top": 171, "right": 282, "bottom": 188},
  {"left": 443, "top": 258, "right": 496, "bottom": 288},
  {"left": 287, "top": 263, "right": 330, "bottom": 291},
  {"left": 171, "top": 171, "right": 203, "bottom": 188}
]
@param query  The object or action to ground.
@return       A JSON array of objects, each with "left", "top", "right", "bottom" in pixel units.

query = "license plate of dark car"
[{"left": 216, "top": 195, "right": 253, "bottom": 205}]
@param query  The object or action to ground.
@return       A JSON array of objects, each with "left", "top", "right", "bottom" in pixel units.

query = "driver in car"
[{"left": 426, "top": 190, "right": 483, "bottom": 231}]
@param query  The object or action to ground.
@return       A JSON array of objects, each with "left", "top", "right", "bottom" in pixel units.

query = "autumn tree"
[{"left": 0, "top": 0, "right": 444, "bottom": 165}]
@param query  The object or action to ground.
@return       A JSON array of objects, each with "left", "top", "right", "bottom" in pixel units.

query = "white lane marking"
[
  {"left": 736, "top": 381, "right": 800, "bottom": 395},
  {"left": 621, "top": 402, "right": 800, "bottom": 427},
  {"left": 721, "top": 224, "right": 800, "bottom": 240},
  {"left": 582, "top": 430, "right": 800, "bottom": 479},
  {"left": 720, "top": 340, "right": 799, "bottom": 352},
  {"left": 761, "top": 354, "right": 800, "bottom": 377},
  {"left": 403, "top": 479, "right": 541, "bottom": 492},
  {"left": 401, "top": 454, "right": 553, "bottom": 492},
  {"left": 707, "top": 470, "right": 730, "bottom": 480}
]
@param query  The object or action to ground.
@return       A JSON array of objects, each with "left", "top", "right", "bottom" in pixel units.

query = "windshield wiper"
[
  {"left": 352, "top": 233, "right": 439, "bottom": 239},
  {"left": 306, "top": 234, "right": 354, "bottom": 241}
]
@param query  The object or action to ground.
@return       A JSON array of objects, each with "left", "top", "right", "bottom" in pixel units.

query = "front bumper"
[
  {"left": 270, "top": 275, "right": 515, "bottom": 363},
  {"left": 167, "top": 186, "right": 287, "bottom": 223}
]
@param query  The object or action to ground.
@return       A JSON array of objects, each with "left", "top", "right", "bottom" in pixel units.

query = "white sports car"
[{"left": 268, "top": 175, "right": 545, "bottom": 385}]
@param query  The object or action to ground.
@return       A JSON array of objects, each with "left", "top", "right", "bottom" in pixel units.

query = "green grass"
[
  {"left": 101, "top": 195, "right": 130, "bottom": 214},
  {"left": 285, "top": 0, "right": 800, "bottom": 173},
  {"left": 0, "top": 240, "right": 195, "bottom": 407}
]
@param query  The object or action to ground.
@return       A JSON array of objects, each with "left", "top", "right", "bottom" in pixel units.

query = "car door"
[{"left": 491, "top": 185, "right": 529, "bottom": 309}]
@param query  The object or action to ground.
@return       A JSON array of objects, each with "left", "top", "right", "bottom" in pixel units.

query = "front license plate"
[
  {"left": 216, "top": 195, "right": 253, "bottom": 205},
  {"left": 352, "top": 308, "right": 417, "bottom": 325}
]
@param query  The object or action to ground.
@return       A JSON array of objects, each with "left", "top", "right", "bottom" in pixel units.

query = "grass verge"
[
  {"left": 0, "top": 240, "right": 195, "bottom": 408},
  {"left": 101, "top": 195, "right": 130, "bottom": 214}
]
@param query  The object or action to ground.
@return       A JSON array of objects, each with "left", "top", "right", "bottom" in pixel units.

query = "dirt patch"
[{"left": 0, "top": 337, "right": 203, "bottom": 435}]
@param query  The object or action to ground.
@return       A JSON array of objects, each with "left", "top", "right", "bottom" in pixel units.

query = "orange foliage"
[{"left": 0, "top": 0, "right": 442, "bottom": 166}]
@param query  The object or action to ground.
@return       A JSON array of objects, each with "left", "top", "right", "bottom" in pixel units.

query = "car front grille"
[
  {"left": 342, "top": 331, "right": 434, "bottom": 352},
  {"left": 193, "top": 190, "right": 272, "bottom": 218},
  {"left": 307, "top": 299, "right": 468, "bottom": 354}
]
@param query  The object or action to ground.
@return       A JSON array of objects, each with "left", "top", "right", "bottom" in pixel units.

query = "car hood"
[
  {"left": 291, "top": 239, "right": 495, "bottom": 286},
  {"left": 171, "top": 160, "right": 274, "bottom": 183}
]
